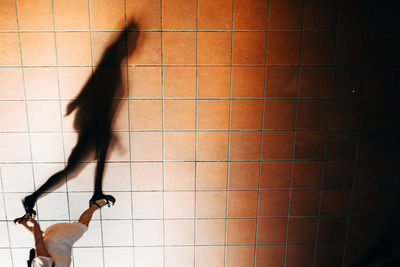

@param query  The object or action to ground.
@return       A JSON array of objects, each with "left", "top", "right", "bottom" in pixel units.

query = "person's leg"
[
  {"left": 78, "top": 199, "right": 110, "bottom": 227},
  {"left": 77, "top": 205, "right": 98, "bottom": 227}
]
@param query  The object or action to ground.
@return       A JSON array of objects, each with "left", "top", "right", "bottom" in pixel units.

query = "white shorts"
[
  {"left": 33, "top": 222, "right": 88, "bottom": 267},
  {"left": 44, "top": 222, "right": 88, "bottom": 246}
]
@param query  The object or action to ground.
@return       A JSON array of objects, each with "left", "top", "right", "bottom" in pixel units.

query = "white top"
[{"left": 32, "top": 222, "right": 88, "bottom": 267}]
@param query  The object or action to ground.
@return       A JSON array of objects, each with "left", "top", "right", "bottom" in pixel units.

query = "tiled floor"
[{"left": 1, "top": 0, "right": 400, "bottom": 267}]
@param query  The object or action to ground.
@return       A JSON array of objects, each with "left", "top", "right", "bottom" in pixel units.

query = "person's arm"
[{"left": 28, "top": 219, "right": 52, "bottom": 258}]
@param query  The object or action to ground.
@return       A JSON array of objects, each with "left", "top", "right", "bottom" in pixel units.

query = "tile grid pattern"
[
  {"left": 0, "top": 0, "right": 399, "bottom": 267},
  {"left": 254, "top": 0, "right": 270, "bottom": 266},
  {"left": 0, "top": 167, "right": 14, "bottom": 266},
  {"left": 312, "top": 1, "right": 340, "bottom": 266},
  {"left": 194, "top": 1, "right": 199, "bottom": 266},
  {"left": 87, "top": 1, "right": 106, "bottom": 266},
  {"left": 160, "top": 1, "right": 166, "bottom": 266},
  {"left": 123, "top": 0, "right": 137, "bottom": 266},
  {"left": 283, "top": 0, "right": 305, "bottom": 266},
  {"left": 340, "top": 2, "right": 372, "bottom": 265},
  {"left": 49, "top": 0, "right": 75, "bottom": 265},
  {"left": 223, "top": 1, "right": 234, "bottom": 266}
]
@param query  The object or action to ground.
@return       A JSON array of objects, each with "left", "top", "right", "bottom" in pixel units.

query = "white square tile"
[
  {"left": 104, "top": 247, "right": 134, "bottom": 267},
  {"left": 27, "top": 101, "right": 61, "bottom": 131},
  {"left": 108, "top": 132, "right": 130, "bottom": 161},
  {"left": 0, "top": 101, "right": 27, "bottom": 131},
  {"left": 74, "top": 220, "right": 102, "bottom": 247},
  {"left": 196, "top": 219, "right": 226, "bottom": 245},
  {"left": 8, "top": 221, "right": 34, "bottom": 247},
  {"left": 33, "top": 163, "right": 67, "bottom": 193},
  {"left": 134, "top": 247, "right": 164, "bottom": 267},
  {"left": 11, "top": 248, "right": 32, "bottom": 267},
  {"left": 165, "top": 219, "right": 194, "bottom": 245},
  {"left": 102, "top": 220, "right": 133, "bottom": 246},
  {"left": 165, "top": 192, "right": 195, "bottom": 219},
  {"left": 165, "top": 246, "right": 194, "bottom": 267},
  {"left": 30, "top": 133, "right": 64, "bottom": 162},
  {"left": 4, "top": 193, "right": 28, "bottom": 221},
  {"left": 100, "top": 192, "right": 132, "bottom": 220},
  {"left": 130, "top": 132, "right": 163, "bottom": 161},
  {"left": 103, "top": 162, "right": 131, "bottom": 191},
  {"left": 0, "top": 222, "right": 10, "bottom": 247},
  {"left": 0, "top": 68, "right": 24, "bottom": 99},
  {"left": 73, "top": 247, "right": 103, "bottom": 267},
  {"left": 0, "top": 133, "right": 31, "bottom": 162},
  {"left": 0, "top": 249, "right": 12, "bottom": 267},
  {"left": 68, "top": 192, "right": 99, "bottom": 220},
  {"left": 63, "top": 132, "right": 92, "bottom": 162},
  {"left": 1, "top": 164, "right": 34, "bottom": 192},
  {"left": 196, "top": 246, "right": 225, "bottom": 267},
  {"left": 24, "top": 67, "right": 59, "bottom": 99},
  {"left": 164, "top": 162, "right": 195, "bottom": 190},
  {"left": 131, "top": 162, "right": 163, "bottom": 191},
  {"left": 58, "top": 67, "right": 92, "bottom": 99},
  {"left": 132, "top": 192, "right": 163, "bottom": 219},
  {"left": 67, "top": 162, "right": 96, "bottom": 192},
  {"left": 133, "top": 220, "right": 163, "bottom": 246},
  {"left": 36, "top": 192, "right": 69, "bottom": 220}
]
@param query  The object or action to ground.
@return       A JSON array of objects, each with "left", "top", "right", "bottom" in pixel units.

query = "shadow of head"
[
  {"left": 66, "top": 20, "right": 141, "bottom": 132},
  {"left": 99, "top": 19, "right": 140, "bottom": 66}
]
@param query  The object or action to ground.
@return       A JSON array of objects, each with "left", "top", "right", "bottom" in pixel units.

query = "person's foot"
[
  {"left": 90, "top": 198, "right": 114, "bottom": 209},
  {"left": 89, "top": 194, "right": 116, "bottom": 208},
  {"left": 14, "top": 212, "right": 35, "bottom": 225}
]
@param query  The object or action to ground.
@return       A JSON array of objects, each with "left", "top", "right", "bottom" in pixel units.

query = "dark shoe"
[
  {"left": 14, "top": 211, "right": 36, "bottom": 225},
  {"left": 89, "top": 194, "right": 116, "bottom": 208}
]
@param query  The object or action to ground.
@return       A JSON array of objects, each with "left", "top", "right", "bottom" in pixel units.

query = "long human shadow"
[{"left": 20, "top": 21, "right": 140, "bottom": 216}]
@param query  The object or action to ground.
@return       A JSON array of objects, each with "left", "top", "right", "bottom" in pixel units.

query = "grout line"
[
  {"left": 3, "top": 63, "right": 397, "bottom": 68},
  {"left": 0, "top": 96, "right": 390, "bottom": 101},
  {"left": 283, "top": 1, "right": 306, "bottom": 266},
  {"left": 50, "top": 0, "right": 72, "bottom": 225},
  {"left": 0, "top": 214, "right": 387, "bottom": 223},
  {"left": 3, "top": 187, "right": 399, "bottom": 194},
  {"left": 160, "top": 0, "right": 166, "bottom": 265},
  {"left": 12, "top": 0, "right": 39, "bottom": 221},
  {"left": 49, "top": 1, "right": 75, "bottom": 263},
  {"left": 253, "top": 1, "right": 270, "bottom": 266},
  {"left": 0, "top": 127, "right": 398, "bottom": 134},
  {"left": 0, "top": 29, "right": 385, "bottom": 33},
  {"left": 0, "top": 166, "right": 14, "bottom": 267},
  {"left": 10, "top": 1, "right": 37, "bottom": 266},
  {"left": 194, "top": 0, "right": 199, "bottom": 265},
  {"left": 0, "top": 241, "right": 379, "bottom": 250},
  {"left": 123, "top": 1, "right": 136, "bottom": 266},
  {"left": 224, "top": 1, "right": 235, "bottom": 266},
  {"left": 86, "top": 1, "right": 105, "bottom": 267},
  {"left": 311, "top": 1, "right": 341, "bottom": 266},
  {"left": 2, "top": 156, "right": 400, "bottom": 165}
]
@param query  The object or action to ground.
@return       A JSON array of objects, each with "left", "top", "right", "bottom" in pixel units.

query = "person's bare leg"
[
  {"left": 78, "top": 199, "right": 110, "bottom": 227},
  {"left": 78, "top": 205, "right": 98, "bottom": 227}
]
